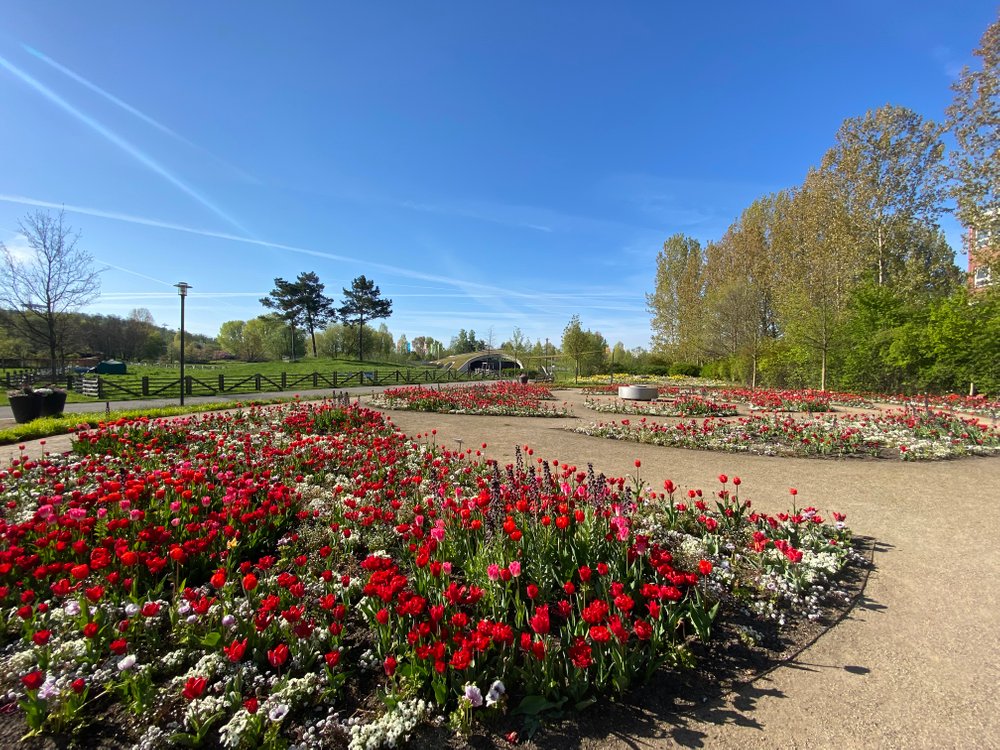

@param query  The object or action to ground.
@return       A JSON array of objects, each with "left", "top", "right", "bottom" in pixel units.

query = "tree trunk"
[
  {"left": 48, "top": 313, "right": 58, "bottom": 377},
  {"left": 820, "top": 347, "right": 827, "bottom": 391},
  {"left": 357, "top": 319, "right": 365, "bottom": 362},
  {"left": 877, "top": 224, "right": 885, "bottom": 286}
]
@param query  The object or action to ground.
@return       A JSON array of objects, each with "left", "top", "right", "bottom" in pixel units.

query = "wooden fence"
[
  {"left": 2, "top": 368, "right": 71, "bottom": 389},
  {"left": 74, "top": 369, "right": 484, "bottom": 400}
]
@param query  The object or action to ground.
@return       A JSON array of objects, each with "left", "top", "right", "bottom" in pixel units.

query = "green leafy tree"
[
  {"left": 0, "top": 210, "right": 101, "bottom": 374},
  {"left": 449, "top": 329, "right": 484, "bottom": 355},
  {"left": 260, "top": 271, "right": 335, "bottom": 358},
  {"left": 647, "top": 234, "right": 704, "bottom": 360},
  {"left": 947, "top": 10, "right": 1000, "bottom": 261},
  {"left": 820, "top": 104, "right": 945, "bottom": 287},
  {"left": 561, "top": 315, "right": 607, "bottom": 382},
  {"left": 773, "top": 170, "right": 856, "bottom": 390},
  {"left": 338, "top": 275, "right": 392, "bottom": 362},
  {"left": 501, "top": 326, "right": 529, "bottom": 369},
  {"left": 921, "top": 288, "right": 1000, "bottom": 393},
  {"left": 218, "top": 319, "right": 270, "bottom": 361}
]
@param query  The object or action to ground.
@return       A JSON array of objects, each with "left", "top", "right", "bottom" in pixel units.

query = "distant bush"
[{"left": 669, "top": 362, "right": 701, "bottom": 377}]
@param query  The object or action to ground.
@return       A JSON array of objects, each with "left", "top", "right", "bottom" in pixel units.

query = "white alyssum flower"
[{"left": 348, "top": 698, "right": 429, "bottom": 750}]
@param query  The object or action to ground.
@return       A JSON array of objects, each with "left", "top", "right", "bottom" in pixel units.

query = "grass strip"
[{"left": 0, "top": 396, "right": 303, "bottom": 446}]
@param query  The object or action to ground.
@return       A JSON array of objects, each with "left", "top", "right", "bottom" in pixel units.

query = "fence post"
[
  {"left": 255, "top": 374, "right": 261, "bottom": 391},
  {"left": 332, "top": 372, "right": 338, "bottom": 387},
  {"left": 281, "top": 372, "right": 287, "bottom": 390},
  {"left": 142, "top": 376, "right": 150, "bottom": 396},
  {"left": 219, "top": 374, "right": 225, "bottom": 392},
  {"left": 185, "top": 376, "right": 193, "bottom": 396},
  {"left": 97, "top": 377, "right": 104, "bottom": 400}
]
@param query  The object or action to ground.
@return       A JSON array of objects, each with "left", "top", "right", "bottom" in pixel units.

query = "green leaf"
[{"left": 513, "top": 694, "right": 566, "bottom": 717}]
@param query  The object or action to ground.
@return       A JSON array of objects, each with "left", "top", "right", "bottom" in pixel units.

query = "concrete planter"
[{"left": 618, "top": 385, "right": 658, "bottom": 401}]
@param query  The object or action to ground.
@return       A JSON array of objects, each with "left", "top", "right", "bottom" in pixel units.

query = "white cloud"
[{"left": 1, "top": 233, "right": 34, "bottom": 264}]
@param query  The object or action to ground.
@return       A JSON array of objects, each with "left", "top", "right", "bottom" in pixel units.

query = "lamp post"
[{"left": 175, "top": 282, "right": 191, "bottom": 405}]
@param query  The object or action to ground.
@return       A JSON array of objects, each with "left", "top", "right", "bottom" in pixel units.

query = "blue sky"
[{"left": 0, "top": 2, "right": 993, "bottom": 351}]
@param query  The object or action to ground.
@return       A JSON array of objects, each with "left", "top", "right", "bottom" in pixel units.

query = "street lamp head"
[{"left": 175, "top": 282, "right": 192, "bottom": 297}]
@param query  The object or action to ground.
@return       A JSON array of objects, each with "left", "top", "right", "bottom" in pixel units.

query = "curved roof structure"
[{"left": 433, "top": 351, "right": 524, "bottom": 374}]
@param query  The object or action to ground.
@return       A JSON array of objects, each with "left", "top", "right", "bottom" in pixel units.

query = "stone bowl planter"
[
  {"left": 618, "top": 385, "right": 658, "bottom": 401},
  {"left": 39, "top": 390, "right": 68, "bottom": 417},
  {"left": 9, "top": 393, "right": 42, "bottom": 424}
]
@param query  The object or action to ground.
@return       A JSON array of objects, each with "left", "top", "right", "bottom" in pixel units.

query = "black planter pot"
[
  {"left": 9, "top": 394, "right": 42, "bottom": 424},
  {"left": 39, "top": 391, "right": 68, "bottom": 417}
]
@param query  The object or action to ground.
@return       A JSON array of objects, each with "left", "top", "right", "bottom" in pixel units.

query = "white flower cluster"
[
  {"left": 734, "top": 624, "right": 766, "bottom": 646},
  {"left": 173, "top": 651, "right": 225, "bottom": 685},
  {"left": 348, "top": 698, "right": 429, "bottom": 750},
  {"left": 158, "top": 648, "right": 189, "bottom": 672},
  {"left": 183, "top": 692, "right": 229, "bottom": 730},
  {"left": 135, "top": 724, "right": 170, "bottom": 750},
  {"left": 798, "top": 550, "right": 841, "bottom": 582},
  {"left": 267, "top": 672, "right": 321, "bottom": 712},
  {"left": 218, "top": 707, "right": 257, "bottom": 749}
]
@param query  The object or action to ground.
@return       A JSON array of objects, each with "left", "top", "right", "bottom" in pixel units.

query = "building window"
[{"left": 974, "top": 265, "right": 992, "bottom": 288}]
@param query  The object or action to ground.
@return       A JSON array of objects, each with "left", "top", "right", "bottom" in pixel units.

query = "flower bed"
[
  {"left": 881, "top": 392, "right": 1000, "bottom": 418},
  {"left": 573, "top": 410, "right": 1000, "bottom": 460},
  {"left": 368, "top": 382, "right": 570, "bottom": 417},
  {"left": 715, "top": 388, "right": 833, "bottom": 412},
  {"left": 0, "top": 402, "right": 860, "bottom": 747},
  {"left": 585, "top": 394, "right": 738, "bottom": 417}
]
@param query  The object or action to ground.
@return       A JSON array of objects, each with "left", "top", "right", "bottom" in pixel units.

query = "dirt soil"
[{"left": 2, "top": 388, "right": 998, "bottom": 749}]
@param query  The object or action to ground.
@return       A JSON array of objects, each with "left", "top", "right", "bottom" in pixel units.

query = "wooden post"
[
  {"left": 333, "top": 372, "right": 338, "bottom": 387},
  {"left": 142, "top": 376, "right": 150, "bottom": 396},
  {"left": 219, "top": 374, "right": 225, "bottom": 392},
  {"left": 255, "top": 374, "right": 261, "bottom": 391},
  {"left": 281, "top": 372, "right": 287, "bottom": 390}
]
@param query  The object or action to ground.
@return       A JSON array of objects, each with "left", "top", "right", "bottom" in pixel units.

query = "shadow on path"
[{"left": 516, "top": 535, "right": 882, "bottom": 749}]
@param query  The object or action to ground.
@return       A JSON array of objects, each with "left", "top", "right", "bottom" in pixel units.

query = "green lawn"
[
  {"left": 3, "top": 358, "right": 483, "bottom": 404},
  {"left": 125, "top": 356, "right": 440, "bottom": 378}
]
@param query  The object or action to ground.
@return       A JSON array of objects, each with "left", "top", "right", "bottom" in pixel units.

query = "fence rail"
[{"left": 72, "top": 369, "right": 485, "bottom": 400}]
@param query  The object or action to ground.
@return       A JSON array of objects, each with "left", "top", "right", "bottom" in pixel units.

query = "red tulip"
[
  {"left": 182, "top": 676, "right": 207, "bottom": 701},
  {"left": 21, "top": 670, "right": 44, "bottom": 691},
  {"left": 383, "top": 655, "right": 397, "bottom": 676},
  {"left": 267, "top": 643, "right": 289, "bottom": 668}
]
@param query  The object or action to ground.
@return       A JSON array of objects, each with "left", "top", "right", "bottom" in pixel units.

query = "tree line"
[{"left": 647, "top": 13, "right": 1000, "bottom": 394}]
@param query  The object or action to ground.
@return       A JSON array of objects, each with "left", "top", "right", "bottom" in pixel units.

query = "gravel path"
[{"left": 2, "top": 388, "right": 998, "bottom": 749}]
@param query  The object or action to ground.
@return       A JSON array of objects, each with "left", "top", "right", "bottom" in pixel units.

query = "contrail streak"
[
  {"left": 0, "top": 55, "right": 250, "bottom": 234},
  {"left": 22, "top": 44, "right": 260, "bottom": 185},
  {"left": 0, "top": 194, "right": 540, "bottom": 302}
]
